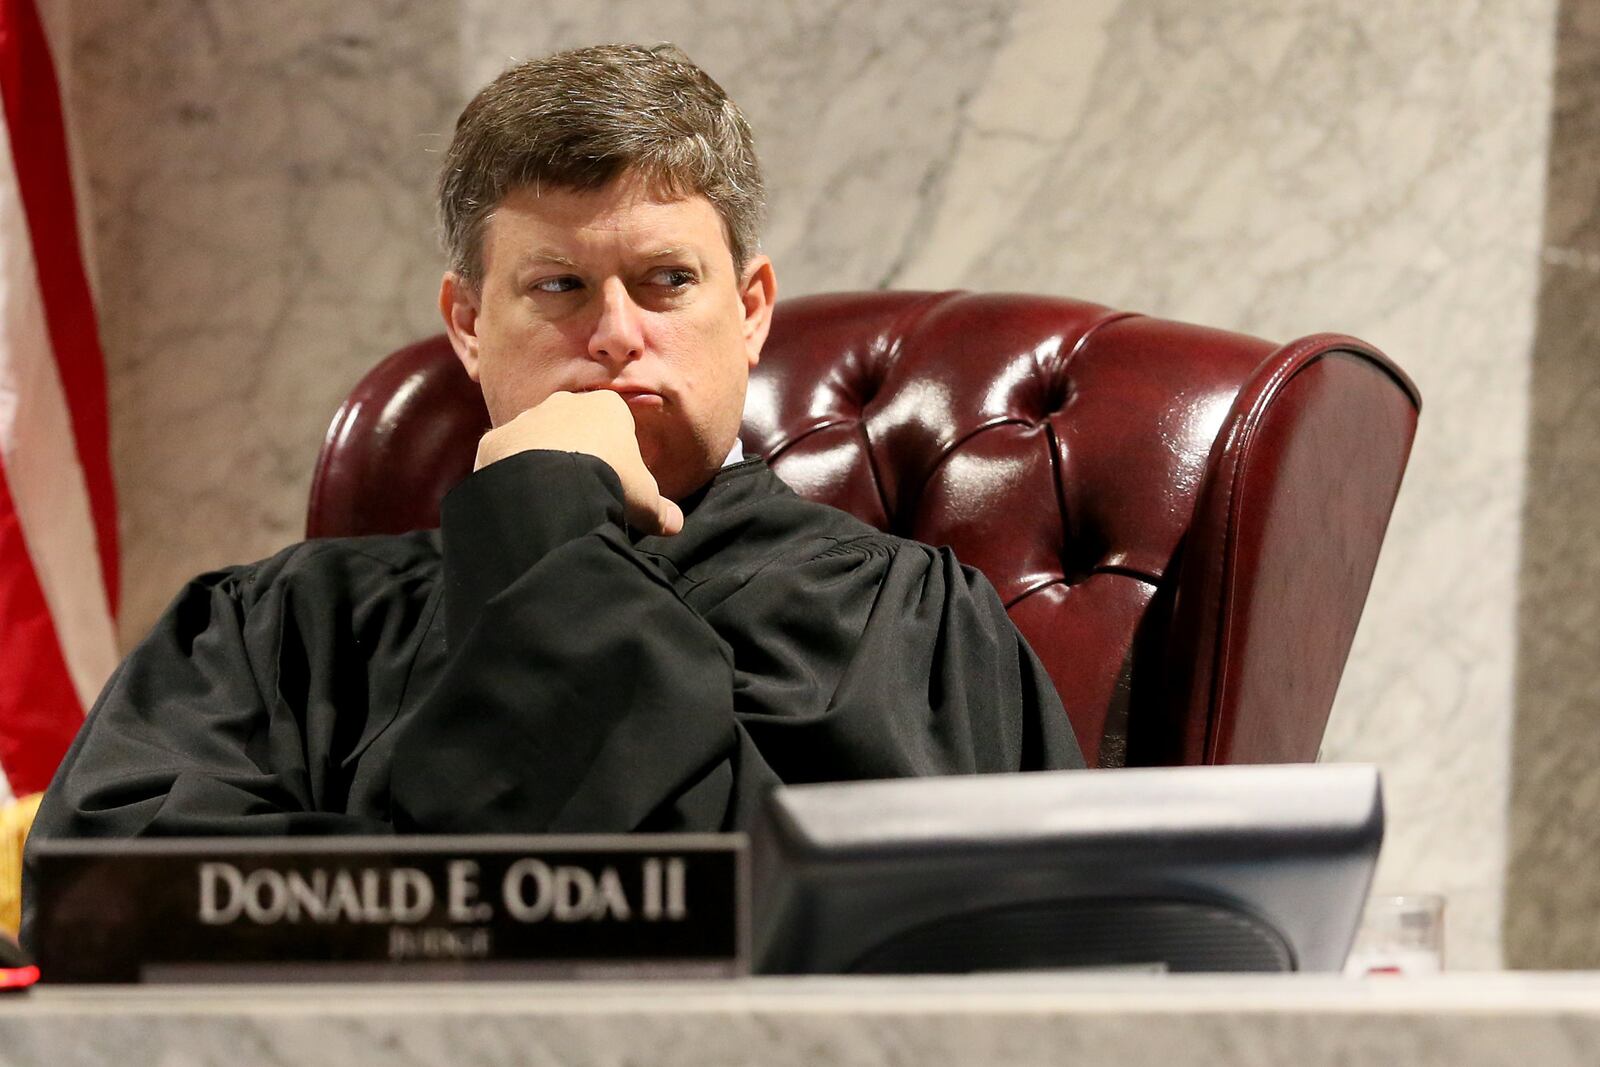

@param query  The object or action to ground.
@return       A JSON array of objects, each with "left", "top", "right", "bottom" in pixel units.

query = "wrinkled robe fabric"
[{"left": 22, "top": 452, "right": 1083, "bottom": 946}]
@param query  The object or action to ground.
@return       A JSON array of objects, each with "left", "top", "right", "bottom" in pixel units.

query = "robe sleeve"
[
  {"left": 387, "top": 450, "right": 1083, "bottom": 837},
  {"left": 388, "top": 451, "right": 753, "bottom": 833},
  {"left": 25, "top": 566, "right": 397, "bottom": 841},
  {"left": 19, "top": 546, "right": 409, "bottom": 948}
]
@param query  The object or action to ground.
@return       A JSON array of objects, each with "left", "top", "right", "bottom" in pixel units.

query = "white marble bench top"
[{"left": 4, "top": 973, "right": 1600, "bottom": 1066}]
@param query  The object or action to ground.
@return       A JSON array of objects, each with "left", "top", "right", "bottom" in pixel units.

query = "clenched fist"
[{"left": 474, "top": 390, "right": 685, "bottom": 536}]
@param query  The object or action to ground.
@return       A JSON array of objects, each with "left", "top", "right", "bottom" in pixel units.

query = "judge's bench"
[{"left": 7, "top": 974, "right": 1600, "bottom": 1066}]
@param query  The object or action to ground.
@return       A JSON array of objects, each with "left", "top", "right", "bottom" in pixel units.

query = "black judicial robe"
[{"left": 22, "top": 452, "right": 1083, "bottom": 941}]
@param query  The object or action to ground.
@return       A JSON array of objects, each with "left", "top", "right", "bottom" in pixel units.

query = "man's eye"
[
  {"left": 649, "top": 268, "right": 696, "bottom": 290},
  {"left": 533, "top": 276, "right": 582, "bottom": 294}
]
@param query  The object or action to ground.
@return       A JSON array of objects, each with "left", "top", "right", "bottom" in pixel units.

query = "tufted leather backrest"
[{"left": 308, "top": 290, "right": 1420, "bottom": 768}]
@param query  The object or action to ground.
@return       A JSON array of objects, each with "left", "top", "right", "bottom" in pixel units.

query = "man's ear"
[
  {"left": 739, "top": 254, "right": 777, "bottom": 370},
  {"left": 439, "top": 272, "right": 483, "bottom": 382}
]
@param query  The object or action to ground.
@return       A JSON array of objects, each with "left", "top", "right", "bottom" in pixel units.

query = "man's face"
[{"left": 440, "top": 171, "right": 776, "bottom": 502}]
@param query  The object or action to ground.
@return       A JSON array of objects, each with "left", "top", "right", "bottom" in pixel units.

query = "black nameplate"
[{"left": 30, "top": 835, "right": 746, "bottom": 983}]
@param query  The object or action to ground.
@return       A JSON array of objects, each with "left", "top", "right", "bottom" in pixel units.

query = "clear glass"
[{"left": 1343, "top": 894, "right": 1445, "bottom": 976}]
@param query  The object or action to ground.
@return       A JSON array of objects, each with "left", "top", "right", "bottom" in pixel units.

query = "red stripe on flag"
[
  {"left": 0, "top": 0, "right": 119, "bottom": 615},
  {"left": 0, "top": 462, "right": 83, "bottom": 796}
]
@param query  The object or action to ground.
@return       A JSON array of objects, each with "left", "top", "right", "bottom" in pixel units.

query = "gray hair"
[{"left": 439, "top": 43, "right": 766, "bottom": 287}]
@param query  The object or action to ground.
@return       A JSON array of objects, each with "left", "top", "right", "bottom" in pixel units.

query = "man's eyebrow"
[
  {"left": 519, "top": 249, "right": 580, "bottom": 270},
  {"left": 515, "top": 248, "right": 700, "bottom": 270}
]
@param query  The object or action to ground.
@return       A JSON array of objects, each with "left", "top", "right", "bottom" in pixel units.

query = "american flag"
[{"left": 0, "top": 0, "right": 117, "bottom": 803}]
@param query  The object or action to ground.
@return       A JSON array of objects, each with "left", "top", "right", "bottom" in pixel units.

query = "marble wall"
[
  {"left": 64, "top": 1, "right": 1563, "bottom": 967},
  {"left": 70, "top": 1, "right": 458, "bottom": 637},
  {"left": 1506, "top": 0, "right": 1600, "bottom": 969}
]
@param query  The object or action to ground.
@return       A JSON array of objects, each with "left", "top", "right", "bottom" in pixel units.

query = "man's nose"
[{"left": 588, "top": 278, "right": 644, "bottom": 370}]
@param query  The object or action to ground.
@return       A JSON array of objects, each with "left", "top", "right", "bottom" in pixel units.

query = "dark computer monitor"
[{"left": 750, "top": 764, "right": 1382, "bottom": 974}]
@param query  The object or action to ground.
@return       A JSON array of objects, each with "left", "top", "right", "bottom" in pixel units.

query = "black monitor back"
[{"left": 751, "top": 764, "right": 1383, "bottom": 974}]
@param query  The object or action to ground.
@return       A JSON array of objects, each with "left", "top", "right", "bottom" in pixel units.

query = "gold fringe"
[{"left": 0, "top": 793, "right": 42, "bottom": 938}]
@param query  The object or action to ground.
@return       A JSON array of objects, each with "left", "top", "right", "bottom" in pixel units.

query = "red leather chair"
[{"left": 308, "top": 291, "right": 1419, "bottom": 769}]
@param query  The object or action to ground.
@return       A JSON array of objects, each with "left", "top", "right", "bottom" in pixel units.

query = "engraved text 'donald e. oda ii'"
[{"left": 197, "top": 857, "right": 691, "bottom": 927}]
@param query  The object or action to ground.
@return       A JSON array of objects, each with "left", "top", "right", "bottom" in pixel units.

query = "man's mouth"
[{"left": 583, "top": 384, "right": 665, "bottom": 409}]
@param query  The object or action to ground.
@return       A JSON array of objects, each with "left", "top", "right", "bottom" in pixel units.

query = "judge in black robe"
[
  {"left": 23, "top": 44, "right": 1088, "bottom": 949},
  {"left": 21, "top": 448, "right": 1084, "bottom": 943}
]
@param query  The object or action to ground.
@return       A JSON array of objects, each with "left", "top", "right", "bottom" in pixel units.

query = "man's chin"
[
  {"left": 644, "top": 452, "right": 720, "bottom": 504},
  {"left": 636, "top": 417, "right": 736, "bottom": 501}
]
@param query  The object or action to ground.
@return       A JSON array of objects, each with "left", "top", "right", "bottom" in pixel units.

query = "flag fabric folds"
[{"left": 0, "top": 0, "right": 118, "bottom": 802}]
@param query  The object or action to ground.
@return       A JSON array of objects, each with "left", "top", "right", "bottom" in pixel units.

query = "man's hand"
[{"left": 474, "top": 390, "right": 685, "bottom": 536}]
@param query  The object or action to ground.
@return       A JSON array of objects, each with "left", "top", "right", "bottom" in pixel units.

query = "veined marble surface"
[
  {"left": 1506, "top": 0, "right": 1600, "bottom": 968},
  {"left": 5, "top": 975, "right": 1600, "bottom": 1067},
  {"left": 65, "top": 0, "right": 1560, "bottom": 968},
  {"left": 69, "top": 1, "right": 459, "bottom": 638}
]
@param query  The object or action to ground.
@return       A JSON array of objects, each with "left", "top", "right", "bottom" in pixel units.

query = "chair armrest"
[{"left": 1147, "top": 336, "right": 1420, "bottom": 765}]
